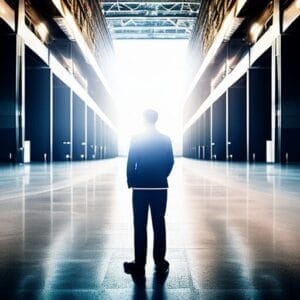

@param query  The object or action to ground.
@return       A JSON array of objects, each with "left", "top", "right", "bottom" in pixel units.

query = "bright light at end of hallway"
[{"left": 113, "top": 40, "right": 188, "bottom": 156}]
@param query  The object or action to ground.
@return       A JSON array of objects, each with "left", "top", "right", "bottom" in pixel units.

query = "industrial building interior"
[{"left": 0, "top": 0, "right": 300, "bottom": 299}]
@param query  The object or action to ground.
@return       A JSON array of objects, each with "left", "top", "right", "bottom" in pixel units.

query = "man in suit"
[{"left": 124, "top": 109, "right": 174, "bottom": 277}]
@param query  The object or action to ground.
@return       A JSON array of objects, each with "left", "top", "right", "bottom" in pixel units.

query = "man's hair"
[{"left": 143, "top": 109, "right": 158, "bottom": 124}]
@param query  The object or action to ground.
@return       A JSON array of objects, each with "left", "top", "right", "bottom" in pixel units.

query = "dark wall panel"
[
  {"left": 0, "top": 34, "right": 17, "bottom": 162},
  {"left": 87, "top": 107, "right": 95, "bottom": 160},
  {"left": 190, "top": 122, "right": 196, "bottom": 158},
  {"left": 72, "top": 94, "right": 85, "bottom": 160},
  {"left": 53, "top": 77, "right": 71, "bottom": 161},
  {"left": 199, "top": 116, "right": 205, "bottom": 159},
  {"left": 95, "top": 116, "right": 101, "bottom": 159},
  {"left": 204, "top": 109, "right": 211, "bottom": 160},
  {"left": 102, "top": 122, "right": 108, "bottom": 159},
  {"left": 25, "top": 68, "right": 51, "bottom": 162},
  {"left": 249, "top": 68, "right": 271, "bottom": 162},
  {"left": 228, "top": 87, "right": 247, "bottom": 161},
  {"left": 212, "top": 95, "right": 226, "bottom": 160},
  {"left": 281, "top": 29, "right": 300, "bottom": 162},
  {"left": 195, "top": 118, "right": 201, "bottom": 159}
]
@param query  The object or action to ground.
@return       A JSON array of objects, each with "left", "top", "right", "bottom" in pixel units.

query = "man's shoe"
[
  {"left": 123, "top": 261, "right": 145, "bottom": 276},
  {"left": 155, "top": 260, "right": 169, "bottom": 274}
]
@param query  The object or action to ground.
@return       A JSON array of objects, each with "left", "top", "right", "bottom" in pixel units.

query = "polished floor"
[{"left": 0, "top": 158, "right": 300, "bottom": 299}]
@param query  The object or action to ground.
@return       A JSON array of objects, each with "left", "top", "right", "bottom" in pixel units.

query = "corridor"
[
  {"left": 1, "top": 159, "right": 299, "bottom": 299},
  {"left": 1, "top": 1, "right": 300, "bottom": 298}
]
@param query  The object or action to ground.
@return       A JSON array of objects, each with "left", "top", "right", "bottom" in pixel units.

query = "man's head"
[{"left": 143, "top": 109, "right": 158, "bottom": 126}]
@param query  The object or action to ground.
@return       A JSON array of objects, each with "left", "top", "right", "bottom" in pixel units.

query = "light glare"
[
  {"left": 250, "top": 22, "right": 263, "bottom": 42},
  {"left": 114, "top": 40, "right": 188, "bottom": 156},
  {"left": 37, "top": 22, "right": 49, "bottom": 42}
]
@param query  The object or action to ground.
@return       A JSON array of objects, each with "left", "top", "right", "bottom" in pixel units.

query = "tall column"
[
  {"left": 84, "top": 104, "right": 88, "bottom": 160},
  {"left": 246, "top": 69, "right": 250, "bottom": 162},
  {"left": 15, "top": 35, "right": 25, "bottom": 163},
  {"left": 226, "top": 89, "right": 229, "bottom": 161},
  {"left": 272, "top": 37, "right": 281, "bottom": 163},
  {"left": 271, "top": 0, "right": 282, "bottom": 163},
  {"left": 210, "top": 106, "right": 213, "bottom": 160},
  {"left": 50, "top": 71, "right": 53, "bottom": 162},
  {"left": 70, "top": 90, "right": 73, "bottom": 160},
  {"left": 16, "top": 0, "right": 25, "bottom": 163}
]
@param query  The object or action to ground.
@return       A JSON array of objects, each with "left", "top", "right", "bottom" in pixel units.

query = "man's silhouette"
[{"left": 124, "top": 109, "right": 174, "bottom": 277}]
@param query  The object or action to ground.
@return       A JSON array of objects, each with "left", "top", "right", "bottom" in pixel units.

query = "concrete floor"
[{"left": 0, "top": 158, "right": 300, "bottom": 299}]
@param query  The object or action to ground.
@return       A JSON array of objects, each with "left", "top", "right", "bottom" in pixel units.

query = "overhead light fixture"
[
  {"left": 250, "top": 22, "right": 263, "bottom": 42},
  {"left": 0, "top": 5, "right": 6, "bottom": 15},
  {"left": 36, "top": 22, "right": 49, "bottom": 42}
]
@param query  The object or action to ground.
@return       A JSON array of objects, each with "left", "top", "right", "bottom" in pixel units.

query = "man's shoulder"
[
  {"left": 131, "top": 130, "right": 171, "bottom": 144},
  {"left": 156, "top": 131, "right": 171, "bottom": 143}
]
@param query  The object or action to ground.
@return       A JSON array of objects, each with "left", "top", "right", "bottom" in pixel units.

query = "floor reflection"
[
  {"left": 152, "top": 272, "right": 168, "bottom": 300},
  {"left": 131, "top": 272, "right": 168, "bottom": 300},
  {"left": 0, "top": 158, "right": 300, "bottom": 299}
]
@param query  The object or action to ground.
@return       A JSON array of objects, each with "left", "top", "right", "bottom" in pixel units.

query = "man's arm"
[
  {"left": 165, "top": 137, "right": 174, "bottom": 177},
  {"left": 127, "top": 137, "right": 136, "bottom": 188}
]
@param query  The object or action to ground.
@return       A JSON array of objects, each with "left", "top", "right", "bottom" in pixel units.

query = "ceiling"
[{"left": 101, "top": 1, "right": 202, "bottom": 39}]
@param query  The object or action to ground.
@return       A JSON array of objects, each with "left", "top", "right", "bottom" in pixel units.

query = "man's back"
[
  {"left": 124, "top": 109, "right": 173, "bottom": 278},
  {"left": 127, "top": 128, "right": 174, "bottom": 188}
]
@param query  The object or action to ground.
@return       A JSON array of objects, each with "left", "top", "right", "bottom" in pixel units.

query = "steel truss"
[{"left": 101, "top": 1, "right": 201, "bottom": 39}]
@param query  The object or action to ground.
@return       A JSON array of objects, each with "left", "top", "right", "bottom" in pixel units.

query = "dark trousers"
[{"left": 132, "top": 190, "right": 167, "bottom": 267}]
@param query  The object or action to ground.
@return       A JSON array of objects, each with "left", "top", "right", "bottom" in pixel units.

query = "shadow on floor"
[{"left": 132, "top": 271, "right": 168, "bottom": 300}]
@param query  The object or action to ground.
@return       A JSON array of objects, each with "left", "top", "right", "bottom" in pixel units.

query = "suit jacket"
[{"left": 127, "top": 128, "right": 174, "bottom": 188}]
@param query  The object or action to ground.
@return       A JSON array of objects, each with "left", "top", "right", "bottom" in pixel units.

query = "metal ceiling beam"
[
  {"left": 101, "top": 1, "right": 201, "bottom": 39},
  {"left": 107, "top": 20, "right": 195, "bottom": 27},
  {"left": 112, "top": 33, "right": 190, "bottom": 39},
  {"left": 105, "top": 15, "right": 197, "bottom": 19},
  {"left": 111, "top": 26, "right": 191, "bottom": 31}
]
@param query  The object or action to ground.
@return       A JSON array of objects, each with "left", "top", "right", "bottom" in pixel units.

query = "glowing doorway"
[{"left": 114, "top": 39, "right": 188, "bottom": 156}]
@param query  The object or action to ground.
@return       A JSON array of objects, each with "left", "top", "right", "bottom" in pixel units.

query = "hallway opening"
[{"left": 113, "top": 39, "right": 187, "bottom": 156}]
